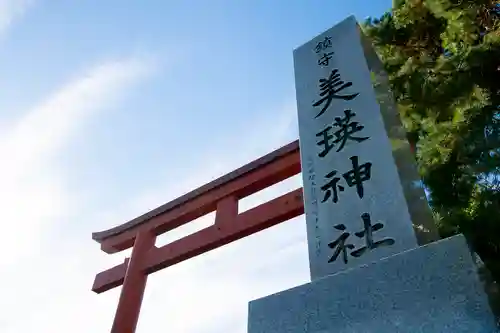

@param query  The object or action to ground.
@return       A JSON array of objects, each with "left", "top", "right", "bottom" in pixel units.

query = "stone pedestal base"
[{"left": 247, "top": 235, "right": 497, "bottom": 332}]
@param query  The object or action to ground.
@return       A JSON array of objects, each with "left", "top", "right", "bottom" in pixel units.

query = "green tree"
[{"left": 363, "top": 0, "right": 500, "bottom": 282}]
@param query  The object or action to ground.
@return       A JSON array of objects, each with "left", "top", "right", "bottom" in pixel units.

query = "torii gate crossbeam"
[{"left": 92, "top": 139, "right": 304, "bottom": 332}]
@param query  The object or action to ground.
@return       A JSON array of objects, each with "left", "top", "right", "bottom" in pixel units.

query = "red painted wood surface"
[
  {"left": 94, "top": 141, "right": 301, "bottom": 254},
  {"left": 111, "top": 231, "right": 156, "bottom": 333},
  {"left": 92, "top": 140, "right": 305, "bottom": 332},
  {"left": 93, "top": 189, "right": 304, "bottom": 293}
]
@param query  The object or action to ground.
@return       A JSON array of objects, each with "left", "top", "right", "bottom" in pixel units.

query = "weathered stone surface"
[
  {"left": 295, "top": 15, "right": 422, "bottom": 281},
  {"left": 248, "top": 235, "right": 497, "bottom": 333}
]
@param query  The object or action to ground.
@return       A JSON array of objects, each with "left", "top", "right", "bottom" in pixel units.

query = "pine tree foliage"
[{"left": 363, "top": 0, "right": 500, "bottom": 279}]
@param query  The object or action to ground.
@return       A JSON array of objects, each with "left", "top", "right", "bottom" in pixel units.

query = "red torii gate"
[{"left": 92, "top": 139, "right": 304, "bottom": 333}]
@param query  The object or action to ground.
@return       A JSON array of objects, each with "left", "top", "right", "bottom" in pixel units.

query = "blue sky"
[{"left": 0, "top": 1, "right": 392, "bottom": 332}]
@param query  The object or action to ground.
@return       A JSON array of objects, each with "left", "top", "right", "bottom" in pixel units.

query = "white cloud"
[
  {"left": 0, "top": 59, "right": 151, "bottom": 261},
  {"left": 2, "top": 59, "right": 151, "bottom": 170},
  {"left": 0, "top": 2, "right": 307, "bottom": 331},
  {"left": 0, "top": 0, "right": 33, "bottom": 35},
  {"left": 0, "top": 58, "right": 154, "bottom": 332},
  {"left": 83, "top": 102, "right": 310, "bottom": 333},
  {"left": 0, "top": 61, "right": 309, "bottom": 332}
]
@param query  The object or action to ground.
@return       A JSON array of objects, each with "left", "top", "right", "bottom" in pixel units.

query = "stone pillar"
[{"left": 247, "top": 16, "right": 497, "bottom": 333}]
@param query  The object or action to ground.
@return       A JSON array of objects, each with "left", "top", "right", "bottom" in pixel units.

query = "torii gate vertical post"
[
  {"left": 111, "top": 231, "right": 156, "bottom": 333},
  {"left": 92, "top": 140, "right": 304, "bottom": 332}
]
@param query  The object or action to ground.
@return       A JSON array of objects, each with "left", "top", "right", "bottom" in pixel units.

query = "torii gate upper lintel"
[{"left": 92, "top": 139, "right": 305, "bottom": 332}]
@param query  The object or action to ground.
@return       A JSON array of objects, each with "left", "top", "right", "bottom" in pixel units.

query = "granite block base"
[{"left": 247, "top": 235, "right": 498, "bottom": 332}]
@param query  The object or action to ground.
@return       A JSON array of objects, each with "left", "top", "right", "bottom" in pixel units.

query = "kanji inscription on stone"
[{"left": 293, "top": 16, "right": 418, "bottom": 280}]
